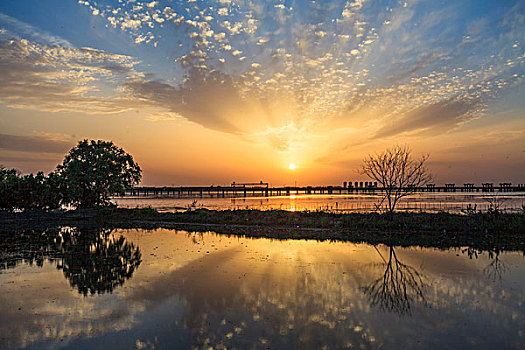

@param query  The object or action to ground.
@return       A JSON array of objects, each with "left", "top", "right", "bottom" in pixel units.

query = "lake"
[
  {"left": 113, "top": 192, "right": 525, "bottom": 213},
  {"left": 0, "top": 228, "right": 524, "bottom": 349}
]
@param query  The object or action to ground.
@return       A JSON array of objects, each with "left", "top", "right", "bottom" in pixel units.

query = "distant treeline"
[
  {"left": 0, "top": 168, "right": 63, "bottom": 211},
  {"left": 0, "top": 139, "right": 141, "bottom": 211}
]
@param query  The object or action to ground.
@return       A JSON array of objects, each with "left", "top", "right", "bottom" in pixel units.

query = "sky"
[{"left": 0, "top": 0, "right": 523, "bottom": 186}]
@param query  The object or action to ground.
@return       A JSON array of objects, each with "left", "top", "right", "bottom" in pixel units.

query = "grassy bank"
[{"left": 1, "top": 207, "right": 524, "bottom": 251}]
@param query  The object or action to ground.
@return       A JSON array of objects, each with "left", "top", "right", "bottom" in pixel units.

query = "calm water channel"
[
  {"left": 0, "top": 228, "right": 524, "bottom": 349},
  {"left": 113, "top": 192, "right": 525, "bottom": 213}
]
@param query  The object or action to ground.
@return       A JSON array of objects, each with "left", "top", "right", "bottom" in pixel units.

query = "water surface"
[
  {"left": 1, "top": 228, "right": 524, "bottom": 349},
  {"left": 113, "top": 192, "right": 525, "bottom": 213}
]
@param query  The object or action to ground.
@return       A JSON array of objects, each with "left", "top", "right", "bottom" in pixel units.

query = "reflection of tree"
[
  {"left": 57, "top": 228, "right": 142, "bottom": 295},
  {"left": 462, "top": 247, "right": 508, "bottom": 281},
  {"left": 0, "top": 227, "right": 141, "bottom": 295},
  {"left": 188, "top": 231, "right": 204, "bottom": 245},
  {"left": 483, "top": 252, "right": 507, "bottom": 281},
  {"left": 0, "top": 229, "right": 62, "bottom": 270},
  {"left": 363, "top": 246, "right": 426, "bottom": 315}
]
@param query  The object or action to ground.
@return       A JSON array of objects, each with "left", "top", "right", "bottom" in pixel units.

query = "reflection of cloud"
[
  {"left": 0, "top": 282, "right": 139, "bottom": 349},
  {"left": 122, "top": 232, "right": 525, "bottom": 349},
  {"left": 0, "top": 228, "right": 143, "bottom": 348},
  {"left": 1, "top": 229, "right": 524, "bottom": 348},
  {"left": 125, "top": 244, "right": 380, "bottom": 348}
]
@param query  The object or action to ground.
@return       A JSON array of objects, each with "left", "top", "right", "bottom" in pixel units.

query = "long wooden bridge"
[{"left": 124, "top": 182, "right": 525, "bottom": 198}]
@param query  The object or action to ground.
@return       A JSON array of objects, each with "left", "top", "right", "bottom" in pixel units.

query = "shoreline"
[
  {"left": 1, "top": 207, "right": 524, "bottom": 252},
  {"left": 112, "top": 192, "right": 525, "bottom": 214}
]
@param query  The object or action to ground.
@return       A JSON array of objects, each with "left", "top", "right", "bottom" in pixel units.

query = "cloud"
[
  {"left": 0, "top": 35, "right": 145, "bottom": 114},
  {"left": 0, "top": 13, "right": 73, "bottom": 47},
  {"left": 1, "top": 0, "right": 523, "bottom": 154},
  {"left": 124, "top": 71, "right": 252, "bottom": 133},
  {"left": 374, "top": 98, "right": 484, "bottom": 138},
  {"left": 0, "top": 133, "right": 74, "bottom": 154},
  {"left": 80, "top": 0, "right": 523, "bottom": 124}
]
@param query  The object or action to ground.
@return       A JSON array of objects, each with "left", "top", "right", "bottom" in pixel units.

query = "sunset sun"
[{"left": 0, "top": 0, "right": 523, "bottom": 348}]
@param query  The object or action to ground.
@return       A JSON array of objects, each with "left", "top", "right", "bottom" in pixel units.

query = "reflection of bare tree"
[
  {"left": 483, "top": 252, "right": 507, "bottom": 281},
  {"left": 363, "top": 246, "right": 426, "bottom": 315},
  {"left": 0, "top": 227, "right": 141, "bottom": 295},
  {"left": 462, "top": 248, "right": 508, "bottom": 281}
]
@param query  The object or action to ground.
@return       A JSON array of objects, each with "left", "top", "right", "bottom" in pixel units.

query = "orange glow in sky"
[{"left": 0, "top": 0, "right": 523, "bottom": 186}]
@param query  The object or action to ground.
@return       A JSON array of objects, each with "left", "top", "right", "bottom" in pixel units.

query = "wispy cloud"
[
  {"left": 74, "top": 0, "right": 524, "bottom": 147},
  {"left": 1, "top": 1, "right": 523, "bottom": 153},
  {"left": 0, "top": 34, "right": 146, "bottom": 114},
  {"left": 0, "top": 133, "right": 74, "bottom": 154},
  {"left": 0, "top": 12, "right": 74, "bottom": 47},
  {"left": 374, "top": 97, "right": 484, "bottom": 138}
]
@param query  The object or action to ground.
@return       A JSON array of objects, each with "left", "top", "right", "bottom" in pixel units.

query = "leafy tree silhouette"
[
  {"left": 54, "top": 139, "right": 142, "bottom": 208},
  {"left": 0, "top": 166, "right": 21, "bottom": 211},
  {"left": 0, "top": 166, "right": 63, "bottom": 211}
]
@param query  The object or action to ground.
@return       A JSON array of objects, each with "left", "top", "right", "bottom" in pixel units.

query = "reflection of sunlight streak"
[
  {"left": 115, "top": 192, "right": 525, "bottom": 214},
  {"left": 2, "top": 229, "right": 524, "bottom": 349},
  {"left": 289, "top": 200, "right": 296, "bottom": 211},
  {"left": 289, "top": 193, "right": 296, "bottom": 211},
  {"left": 132, "top": 233, "right": 525, "bottom": 348}
]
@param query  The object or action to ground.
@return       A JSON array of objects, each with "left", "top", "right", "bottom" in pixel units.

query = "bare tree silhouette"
[
  {"left": 363, "top": 246, "right": 426, "bottom": 315},
  {"left": 484, "top": 192, "right": 508, "bottom": 214},
  {"left": 359, "top": 145, "right": 432, "bottom": 217}
]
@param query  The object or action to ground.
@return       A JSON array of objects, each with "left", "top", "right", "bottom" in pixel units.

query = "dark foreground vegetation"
[
  {"left": 1, "top": 140, "right": 523, "bottom": 251},
  {"left": 0, "top": 139, "right": 141, "bottom": 211},
  {"left": 1, "top": 207, "right": 524, "bottom": 251}
]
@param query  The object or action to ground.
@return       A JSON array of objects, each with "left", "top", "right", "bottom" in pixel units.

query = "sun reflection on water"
[{"left": 0, "top": 229, "right": 524, "bottom": 349}]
